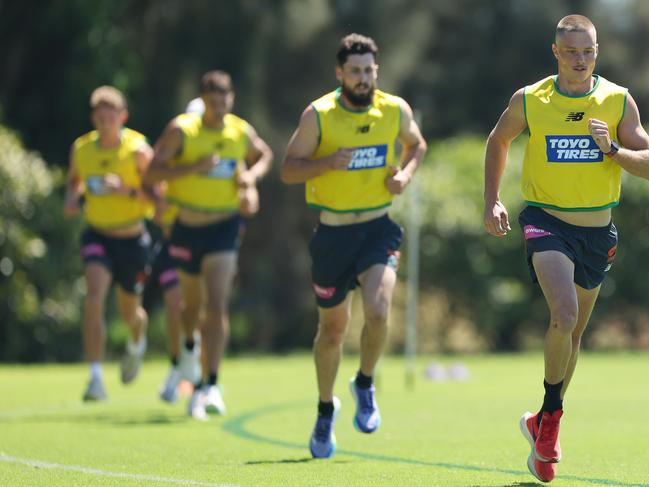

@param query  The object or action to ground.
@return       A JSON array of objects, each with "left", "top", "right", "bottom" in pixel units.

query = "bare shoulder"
[
  {"left": 394, "top": 95, "right": 415, "bottom": 120},
  {"left": 299, "top": 104, "right": 318, "bottom": 126},
  {"left": 509, "top": 88, "right": 525, "bottom": 109},
  {"left": 284, "top": 105, "right": 320, "bottom": 159},
  {"left": 157, "top": 117, "right": 184, "bottom": 144},
  {"left": 618, "top": 92, "right": 649, "bottom": 150},
  {"left": 293, "top": 105, "right": 320, "bottom": 139}
]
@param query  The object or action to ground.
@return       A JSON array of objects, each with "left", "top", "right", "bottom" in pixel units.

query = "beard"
[{"left": 341, "top": 81, "right": 375, "bottom": 107}]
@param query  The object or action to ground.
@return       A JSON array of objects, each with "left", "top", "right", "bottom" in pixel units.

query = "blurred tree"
[{"left": 0, "top": 126, "right": 84, "bottom": 361}]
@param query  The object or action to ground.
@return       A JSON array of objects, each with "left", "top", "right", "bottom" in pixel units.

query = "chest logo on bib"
[
  {"left": 205, "top": 159, "right": 237, "bottom": 178},
  {"left": 545, "top": 135, "right": 603, "bottom": 163},
  {"left": 347, "top": 144, "right": 388, "bottom": 170}
]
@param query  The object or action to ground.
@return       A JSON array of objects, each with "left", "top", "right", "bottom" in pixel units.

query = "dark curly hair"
[{"left": 336, "top": 33, "right": 378, "bottom": 66}]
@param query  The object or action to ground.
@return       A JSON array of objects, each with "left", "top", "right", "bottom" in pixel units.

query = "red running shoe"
[
  {"left": 535, "top": 410, "right": 563, "bottom": 463},
  {"left": 520, "top": 411, "right": 540, "bottom": 447},
  {"left": 520, "top": 411, "right": 558, "bottom": 482},
  {"left": 527, "top": 453, "right": 558, "bottom": 482}
]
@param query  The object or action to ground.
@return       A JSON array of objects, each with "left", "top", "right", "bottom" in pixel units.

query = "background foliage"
[{"left": 3, "top": 0, "right": 649, "bottom": 361}]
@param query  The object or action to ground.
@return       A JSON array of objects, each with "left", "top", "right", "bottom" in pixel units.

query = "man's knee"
[
  {"left": 165, "top": 294, "right": 183, "bottom": 317},
  {"left": 365, "top": 298, "right": 390, "bottom": 326},
  {"left": 316, "top": 318, "right": 348, "bottom": 347},
  {"left": 549, "top": 306, "right": 578, "bottom": 334},
  {"left": 121, "top": 305, "right": 146, "bottom": 326}
]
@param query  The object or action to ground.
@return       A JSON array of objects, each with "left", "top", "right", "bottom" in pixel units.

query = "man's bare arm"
[
  {"left": 280, "top": 106, "right": 352, "bottom": 184},
  {"left": 63, "top": 146, "right": 83, "bottom": 218},
  {"left": 144, "top": 120, "right": 216, "bottom": 184},
  {"left": 385, "top": 98, "right": 427, "bottom": 195},
  {"left": 238, "top": 124, "right": 273, "bottom": 187},
  {"left": 484, "top": 88, "right": 527, "bottom": 236},
  {"left": 589, "top": 94, "right": 649, "bottom": 179}
]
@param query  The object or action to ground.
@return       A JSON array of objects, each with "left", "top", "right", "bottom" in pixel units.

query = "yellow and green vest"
[
  {"left": 522, "top": 75, "right": 627, "bottom": 211},
  {"left": 166, "top": 113, "right": 249, "bottom": 212},
  {"left": 307, "top": 88, "right": 401, "bottom": 213},
  {"left": 157, "top": 203, "right": 179, "bottom": 230},
  {"left": 73, "top": 128, "right": 148, "bottom": 229}
]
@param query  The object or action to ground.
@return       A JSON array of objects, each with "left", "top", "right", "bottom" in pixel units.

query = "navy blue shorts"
[
  {"left": 518, "top": 206, "right": 618, "bottom": 290},
  {"left": 169, "top": 216, "right": 243, "bottom": 274},
  {"left": 80, "top": 227, "right": 151, "bottom": 294},
  {"left": 309, "top": 214, "right": 403, "bottom": 308},
  {"left": 142, "top": 238, "right": 179, "bottom": 312},
  {"left": 148, "top": 239, "right": 180, "bottom": 291}
]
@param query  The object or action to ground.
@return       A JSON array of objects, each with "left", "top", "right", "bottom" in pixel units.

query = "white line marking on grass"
[{"left": 0, "top": 453, "right": 238, "bottom": 487}]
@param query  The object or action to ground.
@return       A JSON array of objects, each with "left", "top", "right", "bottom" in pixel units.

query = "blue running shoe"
[
  {"left": 309, "top": 396, "right": 341, "bottom": 459},
  {"left": 349, "top": 377, "right": 381, "bottom": 433}
]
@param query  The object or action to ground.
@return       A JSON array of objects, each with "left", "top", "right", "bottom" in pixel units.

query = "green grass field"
[{"left": 1, "top": 353, "right": 648, "bottom": 486}]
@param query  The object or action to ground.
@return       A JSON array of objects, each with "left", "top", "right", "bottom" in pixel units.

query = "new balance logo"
[
  {"left": 565, "top": 112, "right": 585, "bottom": 122},
  {"left": 356, "top": 124, "right": 371, "bottom": 134}
]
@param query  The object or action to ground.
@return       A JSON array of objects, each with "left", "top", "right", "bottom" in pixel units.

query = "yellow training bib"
[
  {"left": 166, "top": 113, "right": 249, "bottom": 212},
  {"left": 306, "top": 88, "right": 401, "bottom": 213},
  {"left": 522, "top": 75, "right": 627, "bottom": 211},
  {"left": 74, "top": 128, "right": 148, "bottom": 229}
]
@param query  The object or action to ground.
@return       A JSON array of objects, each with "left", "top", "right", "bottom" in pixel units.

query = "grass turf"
[{"left": 1, "top": 353, "right": 648, "bottom": 486}]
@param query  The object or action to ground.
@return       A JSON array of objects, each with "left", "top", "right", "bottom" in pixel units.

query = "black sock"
[
  {"left": 318, "top": 400, "right": 334, "bottom": 418},
  {"left": 170, "top": 355, "right": 179, "bottom": 367},
  {"left": 207, "top": 372, "right": 217, "bottom": 386},
  {"left": 184, "top": 340, "right": 195, "bottom": 351},
  {"left": 541, "top": 380, "right": 564, "bottom": 415},
  {"left": 355, "top": 370, "right": 372, "bottom": 389}
]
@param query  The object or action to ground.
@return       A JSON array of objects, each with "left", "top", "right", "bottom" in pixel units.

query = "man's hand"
[
  {"left": 102, "top": 173, "right": 129, "bottom": 195},
  {"left": 328, "top": 149, "right": 354, "bottom": 170},
  {"left": 236, "top": 170, "right": 257, "bottom": 188},
  {"left": 195, "top": 155, "right": 220, "bottom": 174},
  {"left": 153, "top": 197, "right": 170, "bottom": 225},
  {"left": 484, "top": 200, "right": 511, "bottom": 236},
  {"left": 385, "top": 166, "right": 411, "bottom": 195},
  {"left": 588, "top": 118, "right": 613, "bottom": 153},
  {"left": 63, "top": 192, "right": 81, "bottom": 218},
  {"left": 239, "top": 185, "right": 259, "bottom": 217}
]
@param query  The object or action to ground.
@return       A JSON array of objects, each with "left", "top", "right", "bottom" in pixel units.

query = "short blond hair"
[
  {"left": 556, "top": 14, "right": 596, "bottom": 40},
  {"left": 89, "top": 86, "right": 127, "bottom": 110}
]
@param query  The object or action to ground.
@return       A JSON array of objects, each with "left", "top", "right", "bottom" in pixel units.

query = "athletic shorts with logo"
[
  {"left": 141, "top": 238, "right": 179, "bottom": 312},
  {"left": 169, "top": 215, "right": 243, "bottom": 275},
  {"left": 80, "top": 227, "right": 151, "bottom": 294},
  {"left": 309, "top": 214, "right": 403, "bottom": 308},
  {"left": 518, "top": 205, "right": 618, "bottom": 290}
]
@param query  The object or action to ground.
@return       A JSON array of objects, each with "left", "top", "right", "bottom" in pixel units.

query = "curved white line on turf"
[{"left": 0, "top": 453, "right": 237, "bottom": 487}]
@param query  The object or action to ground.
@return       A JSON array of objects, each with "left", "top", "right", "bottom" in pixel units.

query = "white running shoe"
[
  {"left": 349, "top": 377, "right": 381, "bottom": 433},
  {"left": 309, "top": 396, "right": 341, "bottom": 458},
  {"left": 159, "top": 367, "right": 181, "bottom": 403},
  {"left": 188, "top": 388, "right": 208, "bottom": 421},
  {"left": 82, "top": 376, "right": 107, "bottom": 402},
  {"left": 203, "top": 385, "right": 226, "bottom": 415},
  {"left": 177, "top": 345, "right": 200, "bottom": 384},
  {"left": 120, "top": 338, "right": 146, "bottom": 384}
]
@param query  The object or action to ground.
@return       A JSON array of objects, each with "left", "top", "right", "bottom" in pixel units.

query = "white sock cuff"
[
  {"left": 127, "top": 337, "right": 146, "bottom": 354},
  {"left": 90, "top": 362, "right": 103, "bottom": 379}
]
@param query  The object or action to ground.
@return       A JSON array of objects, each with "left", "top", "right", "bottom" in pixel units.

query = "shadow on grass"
[
  {"left": 246, "top": 458, "right": 313, "bottom": 465},
  {"left": 245, "top": 457, "right": 352, "bottom": 465},
  {"left": 0, "top": 409, "right": 188, "bottom": 426},
  {"left": 465, "top": 483, "right": 542, "bottom": 487}
]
